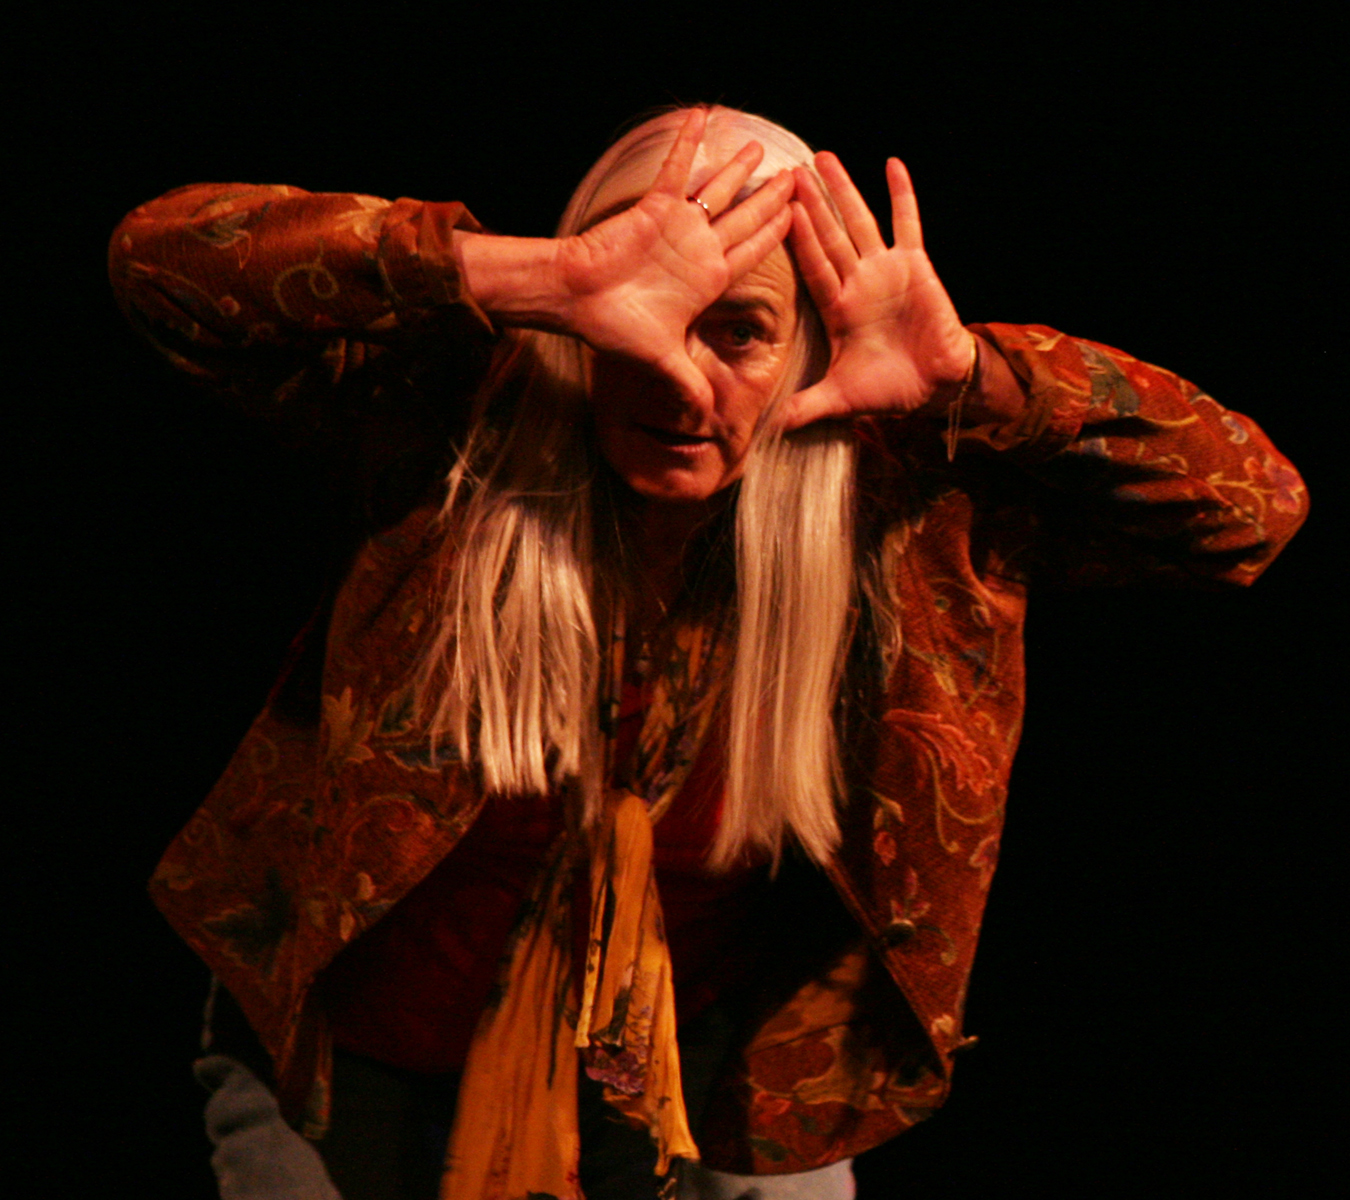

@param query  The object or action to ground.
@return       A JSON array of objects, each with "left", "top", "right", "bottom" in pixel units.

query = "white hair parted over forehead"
[
  {"left": 553, "top": 107, "right": 859, "bottom": 868},
  {"left": 419, "top": 104, "right": 866, "bottom": 869},
  {"left": 557, "top": 105, "right": 832, "bottom": 237}
]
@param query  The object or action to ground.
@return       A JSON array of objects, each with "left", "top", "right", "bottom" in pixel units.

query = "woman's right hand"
[{"left": 456, "top": 110, "right": 794, "bottom": 409}]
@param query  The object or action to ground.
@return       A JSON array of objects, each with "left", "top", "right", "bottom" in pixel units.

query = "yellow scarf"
[{"left": 440, "top": 617, "right": 728, "bottom": 1199}]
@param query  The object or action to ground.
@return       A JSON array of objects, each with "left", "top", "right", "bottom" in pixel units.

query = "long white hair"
[{"left": 415, "top": 106, "right": 861, "bottom": 868}]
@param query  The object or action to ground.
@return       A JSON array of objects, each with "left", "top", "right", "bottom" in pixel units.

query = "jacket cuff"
[
  {"left": 965, "top": 322, "right": 1092, "bottom": 462},
  {"left": 376, "top": 198, "right": 494, "bottom": 334}
]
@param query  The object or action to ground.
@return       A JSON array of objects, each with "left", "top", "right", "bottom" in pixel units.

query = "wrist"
[
  {"left": 964, "top": 333, "right": 1029, "bottom": 426},
  {"left": 925, "top": 333, "right": 1030, "bottom": 458},
  {"left": 454, "top": 231, "right": 570, "bottom": 330},
  {"left": 920, "top": 332, "right": 978, "bottom": 416},
  {"left": 938, "top": 334, "right": 979, "bottom": 461}
]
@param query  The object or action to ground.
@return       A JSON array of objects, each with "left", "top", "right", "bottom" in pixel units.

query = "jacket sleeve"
[
  {"left": 108, "top": 183, "right": 497, "bottom": 445},
  {"left": 109, "top": 183, "right": 501, "bottom": 531},
  {"left": 953, "top": 322, "right": 1308, "bottom": 587}
]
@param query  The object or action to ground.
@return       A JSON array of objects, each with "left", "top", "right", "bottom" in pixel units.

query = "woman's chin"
[
  {"left": 607, "top": 448, "right": 739, "bottom": 507},
  {"left": 619, "top": 468, "right": 734, "bottom": 507}
]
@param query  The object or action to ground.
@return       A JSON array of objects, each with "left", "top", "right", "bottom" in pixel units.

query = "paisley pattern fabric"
[{"left": 110, "top": 184, "right": 1307, "bottom": 1178}]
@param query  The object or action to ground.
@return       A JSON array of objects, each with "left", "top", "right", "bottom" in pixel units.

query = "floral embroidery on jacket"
[{"left": 112, "top": 185, "right": 1307, "bottom": 1174}]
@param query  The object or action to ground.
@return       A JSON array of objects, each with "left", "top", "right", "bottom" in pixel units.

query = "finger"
[
  {"left": 696, "top": 141, "right": 764, "bottom": 215},
  {"left": 777, "top": 378, "right": 855, "bottom": 431},
  {"left": 723, "top": 204, "right": 793, "bottom": 282},
  {"left": 785, "top": 201, "right": 841, "bottom": 310},
  {"left": 649, "top": 108, "right": 708, "bottom": 197},
  {"left": 715, "top": 169, "right": 792, "bottom": 250},
  {"left": 815, "top": 151, "right": 886, "bottom": 256},
  {"left": 887, "top": 157, "right": 924, "bottom": 252},
  {"left": 793, "top": 166, "right": 857, "bottom": 281}
]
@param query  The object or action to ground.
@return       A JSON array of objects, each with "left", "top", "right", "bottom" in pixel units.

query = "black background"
[{"left": 10, "top": 4, "right": 1342, "bottom": 1197}]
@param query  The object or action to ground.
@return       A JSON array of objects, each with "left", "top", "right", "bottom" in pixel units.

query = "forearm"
[
  {"left": 109, "top": 183, "right": 498, "bottom": 470},
  {"left": 453, "top": 231, "right": 576, "bottom": 332},
  {"left": 110, "top": 184, "right": 490, "bottom": 368},
  {"left": 971, "top": 322, "right": 1308, "bottom": 585}
]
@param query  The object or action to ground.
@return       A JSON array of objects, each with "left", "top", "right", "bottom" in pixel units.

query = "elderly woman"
[{"left": 111, "top": 106, "right": 1305, "bottom": 1199}]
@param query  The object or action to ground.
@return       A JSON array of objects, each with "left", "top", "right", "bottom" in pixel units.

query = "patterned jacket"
[{"left": 110, "top": 183, "right": 1307, "bottom": 1173}]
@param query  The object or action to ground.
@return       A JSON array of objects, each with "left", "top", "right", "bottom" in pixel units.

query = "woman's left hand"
[{"left": 781, "top": 152, "right": 974, "bottom": 430}]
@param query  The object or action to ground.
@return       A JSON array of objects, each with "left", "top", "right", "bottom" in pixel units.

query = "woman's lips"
[{"left": 636, "top": 424, "right": 714, "bottom": 449}]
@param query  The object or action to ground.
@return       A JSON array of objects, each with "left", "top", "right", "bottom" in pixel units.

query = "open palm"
[
  {"left": 553, "top": 109, "right": 794, "bottom": 409},
  {"left": 782, "top": 152, "right": 973, "bottom": 429}
]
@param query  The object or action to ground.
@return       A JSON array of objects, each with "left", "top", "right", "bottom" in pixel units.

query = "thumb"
[
  {"left": 653, "top": 348, "right": 715, "bottom": 413},
  {"left": 778, "top": 378, "right": 854, "bottom": 432}
]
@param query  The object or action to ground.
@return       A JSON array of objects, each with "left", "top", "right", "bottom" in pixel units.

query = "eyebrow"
[{"left": 705, "top": 296, "right": 781, "bottom": 317}]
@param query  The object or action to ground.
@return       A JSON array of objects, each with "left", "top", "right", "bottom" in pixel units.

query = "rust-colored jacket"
[{"left": 111, "top": 184, "right": 1307, "bottom": 1172}]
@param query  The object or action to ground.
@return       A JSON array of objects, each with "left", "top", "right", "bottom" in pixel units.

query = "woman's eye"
[
  {"left": 698, "top": 314, "right": 770, "bottom": 354},
  {"left": 719, "top": 322, "right": 760, "bottom": 349}
]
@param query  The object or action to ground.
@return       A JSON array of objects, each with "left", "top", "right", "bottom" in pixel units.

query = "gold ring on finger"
[{"left": 686, "top": 195, "right": 711, "bottom": 218}]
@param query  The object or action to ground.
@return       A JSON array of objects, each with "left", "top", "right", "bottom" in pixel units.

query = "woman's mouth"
[{"left": 637, "top": 424, "right": 714, "bottom": 448}]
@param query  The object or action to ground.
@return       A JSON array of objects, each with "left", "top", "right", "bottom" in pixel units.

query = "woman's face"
[{"left": 589, "top": 245, "right": 800, "bottom": 505}]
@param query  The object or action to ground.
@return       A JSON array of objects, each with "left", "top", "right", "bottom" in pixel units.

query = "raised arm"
[
  {"left": 961, "top": 323, "right": 1308, "bottom": 587},
  {"left": 109, "top": 184, "right": 494, "bottom": 390},
  {"left": 110, "top": 181, "right": 513, "bottom": 534},
  {"left": 784, "top": 152, "right": 1306, "bottom": 587},
  {"left": 111, "top": 112, "right": 792, "bottom": 414}
]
